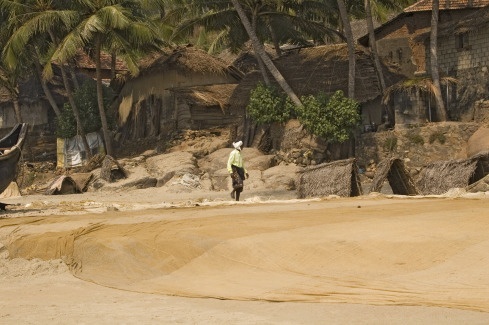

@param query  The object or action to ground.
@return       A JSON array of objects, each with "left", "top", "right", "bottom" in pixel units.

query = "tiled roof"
[{"left": 404, "top": 0, "right": 489, "bottom": 12}]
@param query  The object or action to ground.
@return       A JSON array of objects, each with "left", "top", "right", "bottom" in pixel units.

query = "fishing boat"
[{"left": 0, "top": 123, "right": 28, "bottom": 195}]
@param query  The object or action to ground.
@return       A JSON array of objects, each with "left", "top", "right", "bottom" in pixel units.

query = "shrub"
[
  {"left": 246, "top": 83, "right": 292, "bottom": 124},
  {"left": 383, "top": 136, "right": 398, "bottom": 152},
  {"left": 295, "top": 90, "right": 360, "bottom": 142},
  {"left": 429, "top": 131, "right": 446, "bottom": 144},
  {"left": 56, "top": 80, "right": 115, "bottom": 138},
  {"left": 406, "top": 131, "right": 424, "bottom": 145}
]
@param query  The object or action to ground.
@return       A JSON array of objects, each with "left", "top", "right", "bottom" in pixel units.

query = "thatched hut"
[
  {"left": 297, "top": 158, "right": 363, "bottom": 198},
  {"left": 469, "top": 150, "right": 489, "bottom": 183},
  {"left": 0, "top": 69, "right": 66, "bottom": 131},
  {"left": 168, "top": 84, "right": 238, "bottom": 130},
  {"left": 370, "top": 157, "right": 418, "bottom": 195},
  {"left": 415, "top": 158, "right": 478, "bottom": 195},
  {"left": 115, "top": 46, "right": 243, "bottom": 142},
  {"left": 229, "top": 44, "right": 402, "bottom": 135}
]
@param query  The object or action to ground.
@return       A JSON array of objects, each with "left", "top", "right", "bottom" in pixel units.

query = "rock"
[
  {"left": 146, "top": 152, "right": 198, "bottom": 181},
  {"left": 262, "top": 165, "right": 300, "bottom": 191},
  {"left": 467, "top": 126, "right": 489, "bottom": 158}
]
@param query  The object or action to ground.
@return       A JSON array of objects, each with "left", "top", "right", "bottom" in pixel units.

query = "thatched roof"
[
  {"left": 297, "top": 158, "right": 363, "bottom": 198},
  {"left": 218, "top": 42, "right": 278, "bottom": 74},
  {"left": 404, "top": 0, "right": 489, "bottom": 12},
  {"left": 370, "top": 158, "right": 418, "bottom": 195},
  {"left": 169, "top": 84, "right": 238, "bottom": 111},
  {"left": 229, "top": 44, "right": 402, "bottom": 114},
  {"left": 415, "top": 158, "right": 478, "bottom": 195},
  {"left": 45, "top": 175, "right": 81, "bottom": 195},
  {"left": 138, "top": 46, "right": 243, "bottom": 81}
]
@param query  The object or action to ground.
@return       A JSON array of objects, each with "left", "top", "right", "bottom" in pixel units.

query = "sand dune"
[{"left": 3, "top": 195, "right": 489, "bottom": 320}]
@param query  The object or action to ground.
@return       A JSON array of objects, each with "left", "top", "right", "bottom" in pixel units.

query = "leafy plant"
[
  {"left": 383, "top": 136, "right": 398, "bottom": 152},
  {"left": 56, "top": 80, "right": 114, "bottom": 138},
  {"left": 406, "top": 131, "right": 424, "bottom": 145},
  {"left": 295, "top": 90, "right": 360, "bottom": 142},
  {"left": 246, "top": 83, "right": 292, "bottom": 124},
  {"left": 429, "top": 131, "right": 446, "bottom": 144}
]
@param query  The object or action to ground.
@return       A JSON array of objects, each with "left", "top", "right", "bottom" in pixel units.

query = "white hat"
[{"left": 233, "top": 141, "right": 243, "bottom": 150}]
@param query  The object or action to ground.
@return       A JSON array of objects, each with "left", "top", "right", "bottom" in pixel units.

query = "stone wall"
[
  {"left": 355, "top": 122, "right": 480, "bottom": 172},
  {"left": 438, "top": 28, "right": 489, "bottom": 72}
]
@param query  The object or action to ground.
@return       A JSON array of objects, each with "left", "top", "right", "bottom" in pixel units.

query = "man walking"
[{"left": 227, "top": 140, "right": 248, "bottom": 201}]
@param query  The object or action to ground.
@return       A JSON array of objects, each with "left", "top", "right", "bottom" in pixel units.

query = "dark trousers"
[{"left": 231, "top": 165, "right": 245, "bottom": 200}]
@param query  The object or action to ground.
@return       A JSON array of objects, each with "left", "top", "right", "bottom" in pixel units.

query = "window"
[{"left": 456, "top": 33, "right": 469, "bottom": 50}]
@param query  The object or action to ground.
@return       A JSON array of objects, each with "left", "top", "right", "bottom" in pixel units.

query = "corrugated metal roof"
[{"left": 404, "top": 0, "right": 489, "bottom": 12}]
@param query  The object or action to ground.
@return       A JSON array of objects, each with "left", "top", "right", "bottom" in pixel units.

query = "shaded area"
[{"left": 370, "top": 158, "right": 418, "bottom": 195}]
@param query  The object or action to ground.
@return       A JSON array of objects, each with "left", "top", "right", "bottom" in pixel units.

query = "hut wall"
[
  {"left": 118, "top": 70, "right": 235, "bottom": 124},
  {"left": 356, "top": 122, "right": 480, "bottom": 170},
  {"left": 369, "top": 9, "right": 481, "bottom": 78},
  {"left": 0, "top": 102, "right": 49, "bottom": 129},
  {"left": 117, "top": 70, "right": 236, "bottom": 141},
  {"left": 188, "top": 106, "right": 233, "bottom": 130},
  {"left": 438, "top": 27, "right": 489, "bottom": 73}
]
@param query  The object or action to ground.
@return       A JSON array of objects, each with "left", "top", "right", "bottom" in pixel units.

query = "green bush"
[
  {"left": 56, "top": 80, "right": 114, "bottom": 138},
  {"left": 383, "top": 136, "right": 398, "bottom": 152},
  {"left": 295, "top": 90, "right": 360, "bottom": 142},
  {"left": 406, "top": 131, "right": 424, "bottom": 145},
  {"left": 246, "top": 86, "right": 360, "bottom": 143},
  {"left": 246, "top": 83, "right": 292, "bottom": 124},
  {"left": 429, "top": 131, "right": 446, "bottom": 144}
]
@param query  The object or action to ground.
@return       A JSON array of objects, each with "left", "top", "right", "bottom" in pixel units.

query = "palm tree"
[
  {"left": 337, "top": 0, "right": 356, "bottom": 99},
  {"left": 169, "top": 0, "right": 340, "bottom": 93},
  {"left": 230, "top": 0, "right": 302, "bottom": 106},
  {"left": 0, "top": 64, "right": 22, "bottom": 123},
  {"left": 1, "top": 0, "right": 94, "bottom": 157},
  {"left": 429, "top": 0, "right": 447, "bottom": 121},
  {"left": 46, "top": 0, "right": 164, "bottom": 156}
]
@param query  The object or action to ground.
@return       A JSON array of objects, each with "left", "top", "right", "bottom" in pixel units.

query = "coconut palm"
[
  {"left": 169, "top": 0, "right": 341, "bottom": 54},
  {"left": 44, "top": 0, "right": 164, "bottom": 156},
  {"left": 337, "top": 0, "right": 356, "bottom": 99},
  {"left": 230, "top": 0, "right": 302, "bottom": 106},
  {"left": 429, "top": 0, "right": 447, "bottom": 121},
  {"left": 1, "top": 0, "right": 94, "bottom": 157}
]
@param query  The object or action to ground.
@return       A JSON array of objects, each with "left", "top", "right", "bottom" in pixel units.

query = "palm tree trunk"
[
  {"left": 60, "top": 65, "right": 92, "bottom": 159},
  {"left": 13, "top": 97, "right": 22, "bottom": 123},
  {"left": 337, "top": 0, "right": 356, "bottom": 99},
  {"left": 430, "top": 0, "right": 447, "bottom": 121},
  {"left": 33, "top": 53, "right": 61, "bottom": 117},
  {"left": 365, "top": 0, "right": 386, "bottom": 93},
  {"left": 69, "top": 62, "right": 80, "bottom": 90},
  {"left": 269, "top": 25, "right": 282, "bottom": 57},
  {"left": 231, "top": 0, "right": 302, "bottom": 106},
  {"left": 111, "top": 51, "right": 117, "bottom": 81},
  {"left": 251, "top": 11, "right": 271, "bottom": 86},
  {"left": 95, "top": 36, "right": 114, "bottom": 156}
]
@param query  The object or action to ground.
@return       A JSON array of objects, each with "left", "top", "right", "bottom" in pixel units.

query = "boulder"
[
  {"left": 262, "top": 164, "right": 300, "bottom": 191},
  {"left": 146, "top": 151, "right": 199, "bottom": 186},
  {"left": 467, "top": 127, "right": 489, "bottom": 158}
]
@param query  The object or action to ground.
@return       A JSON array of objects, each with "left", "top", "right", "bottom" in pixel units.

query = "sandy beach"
[{"left": 2, "top": 188, "right": 489, "bottom": 324}]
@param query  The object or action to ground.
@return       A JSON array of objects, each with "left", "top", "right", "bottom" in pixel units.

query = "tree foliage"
[
  {"left": 247, "top": 84, "right": 360, "bottom": 143},
  {"left": 295, "top": 90, "right": 360, "bottom": 142},
  {"left": 246, "top": 82, "right": 293, "bottom": 124},
  {"left": 56, "top": 80, "right": 114, "bottom": 138}
]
